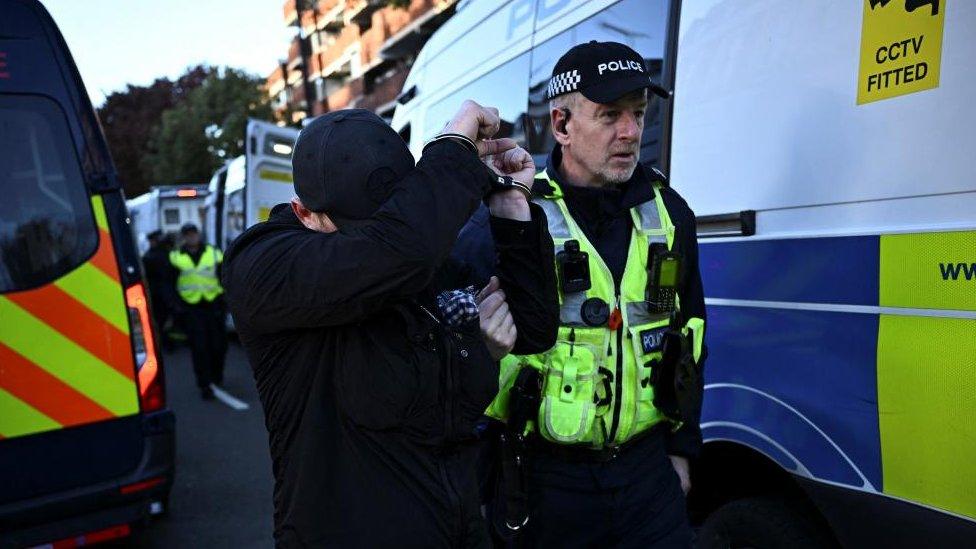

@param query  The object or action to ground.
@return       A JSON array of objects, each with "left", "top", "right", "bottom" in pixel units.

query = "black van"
[{"left": 0, "top": 1, "right": 175, "bottom": 546}]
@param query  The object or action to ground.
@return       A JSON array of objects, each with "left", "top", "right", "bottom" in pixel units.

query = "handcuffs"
[{"left": 424, "top": 132, "right": 533, "bottom": 201}]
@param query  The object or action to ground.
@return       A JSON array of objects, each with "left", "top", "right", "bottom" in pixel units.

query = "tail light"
[
  {"left": 126, "top": 283, "right": 165, "bottom": 412},
  {"left": 119, "top": 476, "right": 166, "bottom": 495},
  {"left": 49, "top": 524, "right": 131, "bottom": 547}
]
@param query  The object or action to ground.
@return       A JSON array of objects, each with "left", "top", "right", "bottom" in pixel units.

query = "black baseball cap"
[
  {"left": 546, "top": 41, "right": 669, "bottom": 103},
  {"left": 292, "top": 109, "right": 414, "bottom": 223},
  {"left": 179, "top": 223, "right": 199, "bottom": 234}
]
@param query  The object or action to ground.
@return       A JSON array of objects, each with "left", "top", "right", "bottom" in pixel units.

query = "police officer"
[
  {"left": 471, "top": 42, "right": 708, "bottom": 547},
  {"left": 142, "top": 230, "right": 174, "bottom": 347},
  {"left": 170, "top": 222, "right": 227, "bottom": 400}
]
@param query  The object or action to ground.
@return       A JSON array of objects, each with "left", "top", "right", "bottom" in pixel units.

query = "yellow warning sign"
[{"left": 857, "top": 0, "right": 946, "bottom": 105}]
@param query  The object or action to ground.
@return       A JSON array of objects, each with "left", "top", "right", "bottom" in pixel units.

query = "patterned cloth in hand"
[{"left": 436, "top": 285, "right": 480, "bottom": 327}]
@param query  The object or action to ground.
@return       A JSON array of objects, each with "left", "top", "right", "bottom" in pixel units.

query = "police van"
[
  {"left": 127, "top": 184, "right": 210, "bottom": 254},
  {"left": 392, "top": 0, "right": 975, "bottom": 546},
  {"left": 0, "top": 0, "right": 174, "bottom": 545},
  {"left": 204, "top": 120, "right": 299, "bottom": 251}
]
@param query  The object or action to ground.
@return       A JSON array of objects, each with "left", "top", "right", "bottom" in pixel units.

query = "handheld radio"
[{"left": 647, "top": 242, "right": 681, "bottom": 313}]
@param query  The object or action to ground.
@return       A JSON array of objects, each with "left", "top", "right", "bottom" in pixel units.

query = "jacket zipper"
[{"left": 439, "top": 325, "right": 463, "bottom": 545}]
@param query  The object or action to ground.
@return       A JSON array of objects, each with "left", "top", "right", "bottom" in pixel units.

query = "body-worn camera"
[
  {"left": 647, "top": 242, "right": 681, "bottom": 313},
  {"left": 557, "top": 240, "right": 591, "bottom": 293}
]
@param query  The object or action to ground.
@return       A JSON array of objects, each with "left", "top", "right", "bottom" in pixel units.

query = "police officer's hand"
[
  {"left": 477, "top": 276, "right": 517, "bottom": 361},
  {"left": 444, "top": 99, "right": 501, "bottom": 144}
]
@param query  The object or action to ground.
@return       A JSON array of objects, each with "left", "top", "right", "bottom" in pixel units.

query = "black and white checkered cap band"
[{"left": 546, "top": 69, "right": 581, "bottom": 99}]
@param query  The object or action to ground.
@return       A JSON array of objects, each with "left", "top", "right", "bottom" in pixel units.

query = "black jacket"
[
  {"left": 222, "top": 140, "right": 558, "bottom": 548},
  {"left": 453, "top": 146, "right": 706, "bottom": 458},
  {"left": 142, "top": 245, "right": 176, "bottom": 309}
]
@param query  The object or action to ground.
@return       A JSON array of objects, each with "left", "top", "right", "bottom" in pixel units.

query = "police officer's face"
[
  {"left": 561, "top": 90, "right": 646, "bottom": 185},
  {"left": 184, "top": 231, "right": 201, "bottom": 247}
]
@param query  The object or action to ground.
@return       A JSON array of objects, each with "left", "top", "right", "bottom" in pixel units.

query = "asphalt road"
[{"left": 126, "top": 341, "right": 275, "bottom": 548}]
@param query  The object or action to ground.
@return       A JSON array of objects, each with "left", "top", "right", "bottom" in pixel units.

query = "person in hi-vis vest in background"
[{"left": 170, "top": 222, "right": 227, "bottom": 400}]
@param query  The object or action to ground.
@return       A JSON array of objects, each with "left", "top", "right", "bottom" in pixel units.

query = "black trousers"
[
  {"left": 181, "top": 301, "right": 227, "bottom": 389},
  {"left": 518, "top": 430, "right": 692, "bottom": 549}
]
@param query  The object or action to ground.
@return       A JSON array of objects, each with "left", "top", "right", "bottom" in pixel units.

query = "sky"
[{"left": 42, "top": 0, "right": 296, "bottom": 107}]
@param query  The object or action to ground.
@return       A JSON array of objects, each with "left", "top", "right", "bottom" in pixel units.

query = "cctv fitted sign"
[{"left": 857, "top": 0, "right": 946, "bottom": 105}]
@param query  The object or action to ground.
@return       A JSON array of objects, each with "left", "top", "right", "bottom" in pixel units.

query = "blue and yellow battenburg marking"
[{"left": 698, "top": 229, "right": 975, "bottom": 520}]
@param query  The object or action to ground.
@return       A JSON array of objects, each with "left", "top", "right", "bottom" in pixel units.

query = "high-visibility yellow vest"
[
  {"left": 487, "top": 169, "right": 704, "bottom": 448},
  {"left": 169, "top": 245, "right": 223, "bottom": 305}
]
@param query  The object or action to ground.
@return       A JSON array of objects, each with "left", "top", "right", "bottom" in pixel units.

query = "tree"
[
  {"left": 144, "top": 68, "right": 273, "bottom": 185},
  {"left": 98, "top": 66, "right": 211, "bottom": 198}
]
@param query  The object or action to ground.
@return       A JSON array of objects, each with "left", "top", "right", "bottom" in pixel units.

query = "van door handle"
[{"left": 695, "top": 211, "right": 756, "bottom": 238}]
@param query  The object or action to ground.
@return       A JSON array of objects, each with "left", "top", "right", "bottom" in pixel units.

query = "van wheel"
[{"left": 697, "top": 496, "right": 834, "bottom": 549}]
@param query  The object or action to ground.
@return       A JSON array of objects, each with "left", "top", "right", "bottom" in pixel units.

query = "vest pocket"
[
  {"left": 539, "top": 341, "right": 598, "bottom": 443},
  {"left": 629, "top": 324, "right": 669, "bottom": 426}
]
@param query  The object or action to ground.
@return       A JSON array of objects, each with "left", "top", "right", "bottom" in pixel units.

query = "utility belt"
[
  {"left": 495, "top": 324, "right": 702, "bottom": 535},
  {"left": 528, "top": 422, "right": 667, "bottom": 463}
]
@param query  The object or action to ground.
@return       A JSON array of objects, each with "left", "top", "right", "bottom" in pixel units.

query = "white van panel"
[
  {"left": 414, "top": 0, "right": 535, "bottom": 78},
  {"left": 216, "top": 155, "right": 247, "bottom": 248},
  {"left": 393, "top": 0, "right": 537, "bottom": 155},
  {"left": 244, "top": 120, "right": 299, "bottom": 227},
  {"left": 158, "top": 196, "right": 205, "bottom": 235},
  {"left": 670, "top": 0, "right": 976, "bottom": 223},
  {"left": 717, "top": 190, "right": 976, "bottom": 242},
  {"left": 225, "top": 156, "right": 246, "bottom": 195},
  {"left": 530, "top": 0, "right": 623, "bottom": 45}
]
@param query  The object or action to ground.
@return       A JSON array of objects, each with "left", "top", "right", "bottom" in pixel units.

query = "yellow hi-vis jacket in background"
[{"left": 169, "top": 245, "right": 224, "bottom": 305}]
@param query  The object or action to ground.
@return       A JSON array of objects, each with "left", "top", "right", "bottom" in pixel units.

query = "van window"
[
  {"left": 424, "top": 53, "right": 531, "bottom": 145},
  {"left": 527, "top": 0, "right": 671, "bottom": 168},
  {"left": 0, "top": 95, "right": 98, "bottom": 294},
  {"left": 263, "top": 134, "right": 295, "bottom": 160},
  {"left": 163, "top": 208, "right": 180, "bottom": 225}
]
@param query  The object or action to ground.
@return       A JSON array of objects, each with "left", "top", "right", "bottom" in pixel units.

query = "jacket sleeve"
[
  {"left": 662, "top": 188, "right": 707, "bottom": 459},
  {"left": 226, "top": 140, "right": 491, "bottom": 332},
  {"left": 488, "top": 202, "right": 559, "bottom": 355}
]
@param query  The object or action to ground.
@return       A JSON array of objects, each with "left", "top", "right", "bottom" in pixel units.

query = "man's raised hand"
[{"left": 443, "top": 100, "right": 501, "bottom": 143}]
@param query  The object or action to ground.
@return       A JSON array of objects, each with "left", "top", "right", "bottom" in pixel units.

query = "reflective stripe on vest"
[
  {"left": 170, "top": 246, "right": 223, "bottom": 305},
  {"left": 495, "top": 169, "right": 680, "bottom": 448}
]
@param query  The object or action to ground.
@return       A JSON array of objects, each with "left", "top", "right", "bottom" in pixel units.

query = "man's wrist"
[
  {"left": 487, "top": 174, "right": 532, "bottom": 200},
  {"left": 487, "top": 191, "right": 531, "bottom": 221},
  {"left": 441, "top": 119, "right": 478, "bottom": 144},
  {"left": 423, "top": 132, "right": 477, "bottom": 155}
]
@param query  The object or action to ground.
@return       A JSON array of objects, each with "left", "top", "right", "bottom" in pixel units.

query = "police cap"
[{"left": 546, "top": 41, "right": 670, "bottom": 103}]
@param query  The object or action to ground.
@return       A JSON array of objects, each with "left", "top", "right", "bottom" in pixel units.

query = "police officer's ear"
[{"left": 551, "top": 107, "right": 572, "bottom": 145}]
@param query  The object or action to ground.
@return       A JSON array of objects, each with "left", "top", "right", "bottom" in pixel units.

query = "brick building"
[{"left": 267, "top": 0, "right": 456, "bottom": 124}]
